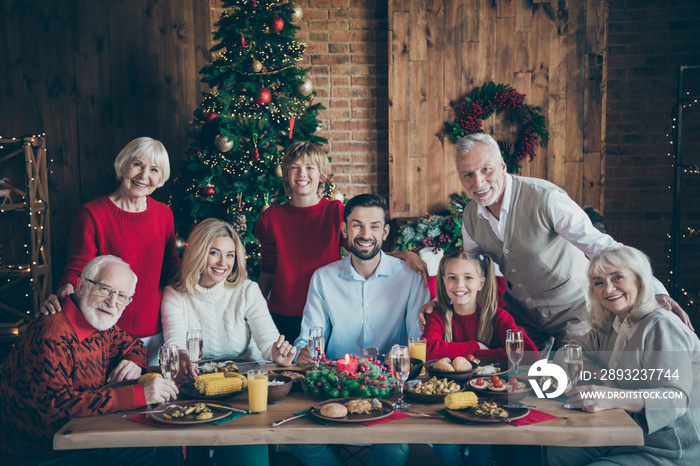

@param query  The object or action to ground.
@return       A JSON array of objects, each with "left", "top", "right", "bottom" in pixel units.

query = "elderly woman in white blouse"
[
  {"left": 162, "top": 218, "right": 296, "bottom": 377},
  {"left": 549, "top": 245, "right": 699, "bottom": 466}
]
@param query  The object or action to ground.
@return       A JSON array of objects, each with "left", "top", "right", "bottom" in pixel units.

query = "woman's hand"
[
  {"left": 296, "top": 345, "right": 313, "bottom": 366},
  {"left": 178, "top": 349, "right": 198, "bottom": 380},
  {"left": 418, "top": 300, "right": 438, "bottom": 331},
  {"left": 38, "top": 283, "right": 74, "bottom": 316},
  {"left": 564, "top": 385, "right": 644, "bottom": 413},
  {"left": 271, "top": 335, "right": 297, "bottom": 367}
]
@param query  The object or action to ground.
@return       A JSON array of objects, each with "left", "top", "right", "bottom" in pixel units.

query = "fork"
[
  {"left": 122, "top": 404, "right": 184, "bottom": 417},
  {"left": 271, "top": 405, "right": 322, "bottom": 427},
  {"left": 404, "top": 411, "right": 445, "bottom": 419}
]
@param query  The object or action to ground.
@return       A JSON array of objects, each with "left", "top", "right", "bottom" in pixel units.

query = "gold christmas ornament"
[
  {"left": 274, "top": 164, "right": 283, "bottom": 177},
  {"left": 215, "top": 134, "right": 234, "bottom": 152},
  {"left": 290, "top": 4, "right": 303, "bottom": 21},
  {"left": 296, "top": 79, "right": 313, "bottom": 96},
  {"left": 252, "top": 60, "right": 263, "bottom": 72}
]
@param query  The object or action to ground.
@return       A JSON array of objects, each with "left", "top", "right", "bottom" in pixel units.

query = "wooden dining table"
[{"left": 54, "top": 364, "right": 644, "bottom": 450}]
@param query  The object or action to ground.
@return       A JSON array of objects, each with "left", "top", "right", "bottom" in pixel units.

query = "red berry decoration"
[
  {"left": 205, "top": 112, "right": 219, "bottom": 123},
  {"left": 271, "top": 16, "right": 284, "bottom": 32},
  {"left": 203, "top": 186, "right": 215, "bottom": 197},
  {"left": 255, "top": 87, "right": 272, "bottom": 106}
]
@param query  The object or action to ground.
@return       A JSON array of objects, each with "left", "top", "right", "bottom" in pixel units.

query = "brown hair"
[
  {"left": 435, "top": 250, "right": 498, "bottom": 345},
  {"left": 280, "top": 142, "right": 331, "bottom": 197}
]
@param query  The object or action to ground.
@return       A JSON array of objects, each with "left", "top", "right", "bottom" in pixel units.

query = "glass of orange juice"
[
  {"left": 247, "top": 369, "right": 268, "bottom": 414},
  {"left": 408, "top": 337, "right": 427, "bottom": 363}
]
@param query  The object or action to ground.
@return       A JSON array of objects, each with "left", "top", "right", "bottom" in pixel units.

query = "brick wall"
[{"left": 606, "top": 0, "right": 700, "bottom": 308}]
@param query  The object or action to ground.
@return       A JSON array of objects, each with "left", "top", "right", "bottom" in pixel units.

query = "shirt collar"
[
  {"left": 341, "top": 250, "right": 393, "bottom": 280},
  {"left": 477, "top": 173, "right": 512, "bottom": 219},
  {"left": 64, "top": 294, "right": 99, "bottom": 342}
]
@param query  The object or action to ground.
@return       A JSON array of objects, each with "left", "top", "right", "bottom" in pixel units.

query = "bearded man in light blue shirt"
[{"left": 290, "top": 193, "right": 429, "bottom": 466}]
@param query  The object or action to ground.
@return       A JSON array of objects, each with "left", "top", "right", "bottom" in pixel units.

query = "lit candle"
[{"left": 336, "top": 354, "right": 358, "bottom": 375}]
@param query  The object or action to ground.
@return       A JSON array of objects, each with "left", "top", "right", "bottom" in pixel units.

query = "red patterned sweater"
[
  {"left": 422, "top": 305, "right": 540, "bottom": 363},
  {"left": 59, "top": 195, "right": 181, "bottom": 337},
  {"left": 0, "top": 296, "right": 147, "bottom": 457},
  {"left": 255, "top": 198, "right": 344, "bottom": 318}
]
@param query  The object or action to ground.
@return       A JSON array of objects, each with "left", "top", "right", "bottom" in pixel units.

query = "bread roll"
[
  {"left": 320, "top": 403, "right": 348, "bottom": 418},
  {"left": 452, "top": 356, "right": 472, "bottom": 372},
  {"left": 433, "top": 357, "right": 455, "bottom": 371}
]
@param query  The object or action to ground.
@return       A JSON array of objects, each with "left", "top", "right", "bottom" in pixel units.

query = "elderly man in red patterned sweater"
[{"left": 0, "top": 255, "right": 178, "bottom": 464}]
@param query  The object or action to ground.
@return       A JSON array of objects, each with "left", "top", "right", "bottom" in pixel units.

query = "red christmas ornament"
[
  {"left": 289, "top": 117, "right": 295, "bottom": 139},
  {"left": 203, "top": 186, "right": 215, "bottom": 197},
  {"left": 255, "top": 87, "right": 272, "bottom": 105},
  {"left": 252, "top": 146, "right": 260, "bottom": 161},
  {"left": 205, "top": 112, "right": 219, "bottom": 123},
  {"left": 240, "top": 36, "right": 246, "bottom": 48},
  {"left": 271, "top": 16, "right": 284, "bottom": 32},
  {"left": 250, "top": 0, "right": 257, "bottom": 9}
]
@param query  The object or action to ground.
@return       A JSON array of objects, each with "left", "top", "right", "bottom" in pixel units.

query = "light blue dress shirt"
[{"left": 294, "top": 251, "right": 430, "bottom": 358}]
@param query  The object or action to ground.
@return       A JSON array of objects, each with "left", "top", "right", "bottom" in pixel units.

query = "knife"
[{"left": 501, "top": 403, "right": 537, "bottom": 409}]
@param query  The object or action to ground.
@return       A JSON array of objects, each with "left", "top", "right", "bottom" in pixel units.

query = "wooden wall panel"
[
  {"left": 388, "top": 0, "right": 608, "bottom": 216},
  {"left": 0, "top": 0, "right": 210, "bottom": 287}
]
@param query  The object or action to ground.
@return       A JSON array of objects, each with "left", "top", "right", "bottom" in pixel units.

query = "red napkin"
[
  {"left": 126, "top": 414, "right": 176, "bottom": 427},
  {"left": 363, "top": 411, "right": 412, "bottom": 426},
  {"left": 508, "top": 409, "right": 557, "bottom": 426}
]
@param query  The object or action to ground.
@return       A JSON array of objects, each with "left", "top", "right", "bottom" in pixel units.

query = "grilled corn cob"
[
  {"left": 224, "top": 371, "right": 248, "bottom": 388},
  {"left": 444, "top": 391, "right": 479, "bottom": 410},
  {"left": 194, "top": 372, "right": 225, "bottom": 391},
  {"left": 137, "top": 373, "right": 162, "bottom": 384},
  {"left": 201, "top": 376, "right": 244, "bottom": 395}
]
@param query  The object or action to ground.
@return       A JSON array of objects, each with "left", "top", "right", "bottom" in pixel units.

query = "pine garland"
[{"left": 301, "top": 355, "right": 398, "bottom": 400}]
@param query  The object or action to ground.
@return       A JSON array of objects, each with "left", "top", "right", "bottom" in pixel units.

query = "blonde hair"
[
  {"left": 280, "top": 142, "right": 331, "bottom": 197},
  {"left": 114, "top": 137, "right": 171, "bottom": 187},
  {"left": 436, "top": 250, "right": 498, "bottom": 345},
  {"left": 171, "top": 218, "right": 247, "bottom": 294},
  {"left": 82, "top": 255, "right": 138, "bottom": 295},
  {"left": 587, "top": 245, "right": 660, "bottom": 333}
]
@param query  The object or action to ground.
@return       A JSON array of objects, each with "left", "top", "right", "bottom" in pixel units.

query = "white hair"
[
  {"left": 453, "top": 133, "right": 502, "bottom": 164},
  {"left": 81, "top": 255, "right": 138, "bottom": 295},
  {"left": 113, "top": 137, "right": 171, "bottom": 187}
]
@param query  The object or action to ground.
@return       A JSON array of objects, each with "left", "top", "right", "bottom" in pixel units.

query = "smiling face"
[
  {"left": 286, "top": 156, "right": 321, "bottom": 199},
  {"left": 119, "top": 157, "right": 162, "bottom": 199},
  {"left": 77, "top": 263, "right": 133, "bottom": 331},
  {"left": 442, "top": 257, "right": 485, "bottom": 311},
  {"left": 455, "top": 142, "right": 507, "bottom": 208},
  {"left": 591, "top": 267, "right": 639, "bottom": 319},
  {"left": 198, "top": 235, "right": 237, "bottom": 288},
  {"left": 342, "top": 206, "right": 389, "bottom": 261}
]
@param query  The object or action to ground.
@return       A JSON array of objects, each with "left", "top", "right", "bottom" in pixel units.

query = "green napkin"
[{"left": 209, "top": 411, "right": 247, "bottom": 425}]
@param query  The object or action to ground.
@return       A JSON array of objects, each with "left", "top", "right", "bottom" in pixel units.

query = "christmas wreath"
[{"left": 447, "top": 82, "right": 549, "bottom": 173}]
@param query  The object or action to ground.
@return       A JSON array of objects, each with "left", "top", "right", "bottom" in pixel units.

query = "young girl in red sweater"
[{"left": 422, "top": 249, "right": 539, "bottom": 363}]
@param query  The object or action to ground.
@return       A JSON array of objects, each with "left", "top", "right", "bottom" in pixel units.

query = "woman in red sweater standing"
[
  {"left": 422, "top": 250, "right": 538, "bottom": 363},
  {"left": 41, "top": 137, "right": 181, "bottom": 365}
]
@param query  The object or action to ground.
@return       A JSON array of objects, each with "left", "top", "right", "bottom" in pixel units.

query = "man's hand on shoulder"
[
  {"left": 418, "top": 300, "right": 438, "bottom": 331},
  {"left": 107, "top": 359, "right": 143, "bottom": 384},
  {"left": 656, "top": 294, "right": 694, "bottom": 330},
  {"left": 143, "top": 377, "right": 179, "bottom": 405},
  {"left": 38, "top": 283, "right": 74, "bottom": 316}
]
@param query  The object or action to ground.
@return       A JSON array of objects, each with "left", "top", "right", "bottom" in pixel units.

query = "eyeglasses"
[{"left": 85, "top": 278, "right": 133, "bottom": 306}]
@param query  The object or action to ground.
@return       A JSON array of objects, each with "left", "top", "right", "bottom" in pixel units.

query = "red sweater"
[
  {"left": 0, "top": 296, "right": 147, "bottom": 457},
  {"left": 59, "top": 196, "right": 180, "bottom": 337},
  {"left": 422, "top": 305, "right": 539, "bottom": 362},
  {"left": 255, "top": 198, "right": 344, "bottom": 318}
]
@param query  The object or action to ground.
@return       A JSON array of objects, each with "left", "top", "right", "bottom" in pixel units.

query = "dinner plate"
[
  {"left": 471, "top": 358, "right": 508, "bottom": 377},
  {"left": 467, "top": 376, "right": 532, "bottom": 401},
  {"left": 149, "top": 400, "right": 237, "bottom": 425},
  {"left": 310, "top": 397, "right": 394, "bottom": 423},
  {"left": 446, "top": 399, "right": 529, "bottom": 423},
  {"left": 404, "top": 379, "right": 464, "bottom": 403},
  {"left": 179, "top": 381, "right": 247, "bottom": 400},
  {"left": 198, "top": 359, "right": 260, "bottom": 375},
  {"left": 424, "top": 359, "right": 474, "bottom": 381}
]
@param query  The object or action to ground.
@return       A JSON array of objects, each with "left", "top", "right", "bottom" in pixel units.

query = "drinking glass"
[
  {"left": 186, "top": 329, "right": 203, "bottom": 372},
  {"left": 159, "top": 345, "right": 180, "bottom": 380},
  {"left": 391, "top": 344, "right": 411, "bottom": 410},
  {"left": 505, "top": 329, "right": 524, "bottom": 378},
  {"left": 408, "top": 336, "right": 427, "bottom": 375},
  {"left": 308, "top": 327, "right": 325, "bottom": 369},
  {"left": 247, "top": 369, "right": 269, "bottom": 414},
  {"left": 563, "top": 343, "right": 583, "bottom": 410}
]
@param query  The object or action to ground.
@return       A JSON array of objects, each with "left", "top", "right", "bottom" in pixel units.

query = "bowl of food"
[
  {"left": 425, "top": 357, "right": 475, "bottom": 381},
  {"left": 267, "top": 375, "right": 293, "bottom": 404},
  {"left": 404, "top": 377, "right": 463, "bottom": 403},
  {"left": 408, "top": 358, "right": 424, "bottom": 380}
]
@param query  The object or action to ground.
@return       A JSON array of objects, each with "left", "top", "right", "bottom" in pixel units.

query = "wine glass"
[
  {"left": 506, "top": 329, "right": 524, "bottom": 378},
  {"left": 391, "top": 344, "right": 411, "bottom": 410},
  {"left": 186, "top": 329, "right": 203, "bottom": 372},
  {"left": 308, "top": 327, "right": 325, "bottom": 369},
  {"left": 563, "top": 343, "right": 583, "bottom": 409},
  {"left": 159, "top": 345, "right": 180, "bottom": 380}
]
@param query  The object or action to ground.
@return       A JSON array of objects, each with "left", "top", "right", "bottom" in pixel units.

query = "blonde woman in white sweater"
[{"left": 162, "top": 218, "right": 296, "bottom": 380}]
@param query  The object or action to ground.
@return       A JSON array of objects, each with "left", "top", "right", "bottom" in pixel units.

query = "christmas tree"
[{"left": 171, "top": 0, "right": 329, "bottom": 276}]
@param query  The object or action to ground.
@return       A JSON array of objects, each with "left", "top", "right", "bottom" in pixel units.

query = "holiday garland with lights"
[
  {"left": 171, "top": 0, "right": 332, "bottom": 276},
  {"left": 447, "top": 82, "right": 549, "bottom": 173},
  {"left": 301, "top": 355, "right": 398, "bottom": 400}
]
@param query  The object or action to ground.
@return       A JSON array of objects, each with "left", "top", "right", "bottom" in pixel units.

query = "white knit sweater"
[{"left": 161, "top": 280, "right": 279, "bottom": 361}]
